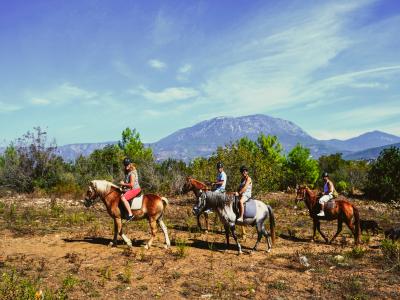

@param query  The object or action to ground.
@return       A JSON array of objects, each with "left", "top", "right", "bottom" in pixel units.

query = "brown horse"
[
  {"left": 182, "top": 176, "right": 211, "bottom": 231},
  {"left": 84, "top": 180, "right": 170, "bottom": 249},
  {"left": 295, "top": 186, "right": 360, "bottom": 245}
]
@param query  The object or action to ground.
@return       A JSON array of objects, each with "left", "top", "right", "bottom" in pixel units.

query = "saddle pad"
[
  {"left": 325, "top": 200, "right": 336, "bottom": 210},
  {"left": 244, "top": 199, "right": 257, "bottom": 218},
  {"left": 130, "top": 194, "right": 143, "bottom": 210}
]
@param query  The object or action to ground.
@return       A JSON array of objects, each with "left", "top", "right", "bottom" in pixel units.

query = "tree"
[
  {"left": 118, "top": 128, "right": 153, "bottom": 162},
  {"left": 285, "top": 144, "right": 319, "bottom": 187},
  {"left": 365, "top": 147, "right": 400, "bottom": 202}
]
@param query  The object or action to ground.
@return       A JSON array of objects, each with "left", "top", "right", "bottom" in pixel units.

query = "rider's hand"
[
  {"left": 235, "top": 192, "right": 239, "bottom": 196},
  {"left": 119, "top": 181, "right": 124, "bottom": 186}
]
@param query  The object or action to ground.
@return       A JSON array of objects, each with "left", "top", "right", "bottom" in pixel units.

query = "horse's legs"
[
  {"left": 223, "top": 223, "right": 230, "bottom": 248},
  {"left": 204, "top": 213, "right": 210, "bottom": 232},
  {"left": 252, "top": 223, "right": 263, "bottom": 252},
  {"left": 316, "top": 220, "right": 329, "bottom": 243},
  {"left": 197, "top": 215, "right": 202, "bottom": 231},
  {"left": 261, "top": 224, "right": 272, "bottom": 253},
  {"left": 145, "top": 218, "right": 158, "bottom": 249},
  {"left": 116, "top": 217, "right": 132, "bottom": 247},
  {"left": 157, "top": 218, "right": 171, "bottom": 249},
  {"left": 330, "top": 218, "right": 343, "bottom": 244},
  {"left": 109, "top": 218, "right": 119, "bottom": 247},
  {"left": 343, "top": 216, "right": 356, "bottom": 244},
  {"left": 230, "top": 225, "right": 242, "bottom": 254}
]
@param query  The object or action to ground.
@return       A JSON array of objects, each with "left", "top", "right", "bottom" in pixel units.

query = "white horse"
[{"left": 193, "top": 190, "right": 275, "bottom": 254}]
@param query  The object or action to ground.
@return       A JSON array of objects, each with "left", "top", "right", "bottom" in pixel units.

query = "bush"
[
  {"left": 336, "top": 180, "right": 349, "bottom": 193},
  {"left": 365, "top": 147, "right": 400, "bottom": 202},
  {"left": 380, "top": 239, "right": 400, "bottom": 272}
]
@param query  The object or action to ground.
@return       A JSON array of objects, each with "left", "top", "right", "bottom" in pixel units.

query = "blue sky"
[{"left": 0, "top": 0, "right": 399, "bottom": 145}]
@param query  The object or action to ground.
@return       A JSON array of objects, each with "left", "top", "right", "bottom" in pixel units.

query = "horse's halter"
[{"left": 192, "top": 190, "right": 206, "bottom": 216}]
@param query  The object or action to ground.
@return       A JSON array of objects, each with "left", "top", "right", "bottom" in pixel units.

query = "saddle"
[
  {"left": 323, "top": 199, "right": 336, "bottom": 211},
  {"left": 119, "top": 192, "right": 144, "bottom": 219},
  {"left": 233, "top": 197, "right": 257, "bottom": 219}
]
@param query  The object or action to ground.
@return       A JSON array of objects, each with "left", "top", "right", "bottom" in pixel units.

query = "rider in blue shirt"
[{"left": 213, "top": 162, "right": 227, "bottom": 193}]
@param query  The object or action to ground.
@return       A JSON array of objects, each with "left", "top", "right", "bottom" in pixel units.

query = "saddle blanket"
[
  {"left": 130, "top": 194, "right": 143, "bottom": 210},
  {"left": 243, "top": 199, "right": 257, "bottom": 218},
  {"left": 325, "top": 199, "right": 336, "bottom": 210}
]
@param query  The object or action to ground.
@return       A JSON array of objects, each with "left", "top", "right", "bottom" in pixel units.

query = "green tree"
[
  {"left": 365, "top": 147, "right": 400, "bottom": 202},
  {"left": 118, "top": 128, "right": 153, "bottom": 162},
  {"left": 285, "top": 144, "right": 319, "bottom": 187}
]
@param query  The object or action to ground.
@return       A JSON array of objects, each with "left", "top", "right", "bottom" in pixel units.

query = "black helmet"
[
  {"left": 216, "top": 162, "right": 223, "bottom": 168},
  {"left": 123, "top": 157, "right": 132, "bottom": 166},
  {"left": 240, "top": 165, "right": 248, "bottom": 173},
  {"left": 322, "top": 172, "right": 329, "bottom": 178}
]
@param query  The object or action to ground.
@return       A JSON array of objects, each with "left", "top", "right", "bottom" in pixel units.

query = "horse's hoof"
[
  {"left": 310, "top": 239, "right": 315, "bottom": 243},
  {"left": 144, "top": 244, "right": 149, "bottom": 250},
  {"left": 164, "top": 244, "right": 169, "bottom": 249},
  {"left": 109, "top": 241, "right": 116, "bottom": 247},
  {"left": 204, "top": 230, "right": 209, "bottom": 234},
  {"left": 266, "top": 249, "right": 272, "bottom": 253}
]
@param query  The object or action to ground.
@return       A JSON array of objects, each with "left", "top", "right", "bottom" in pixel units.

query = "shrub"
[{"left": 336, "top": 180, "right": 349, "bottom": 193}]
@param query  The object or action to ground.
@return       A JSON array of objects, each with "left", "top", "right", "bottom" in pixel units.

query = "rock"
[
  {"left": 201, "top": 294, "right": 213, "bottom": 299},
  {"left": 333, "top": 255, "right": 345, "bottom": 263},
  {"left": 299, "top": 255, "right": 310, "bottom": 268}
]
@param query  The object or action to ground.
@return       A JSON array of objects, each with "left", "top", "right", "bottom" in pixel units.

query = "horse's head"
[
  {"left": 181, "top": 177, "right": 193, "bottom": 195},
  {"left": 295, "top": 185, "right": 307, "bottom": 205},
  {"left": 84, "top": 181, "right": 99, "bottom": 207},
  {"left": 192, "top": 189, "right": 207, "bottom": 216}
]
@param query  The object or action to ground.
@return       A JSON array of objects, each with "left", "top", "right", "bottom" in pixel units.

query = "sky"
[{"left": 0, "top": 0, "right": 399, "bottom": 146}]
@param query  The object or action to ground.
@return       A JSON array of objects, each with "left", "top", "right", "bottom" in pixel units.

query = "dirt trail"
[{"left": 1, "top": 195, "right": 399, "bottom": 299}]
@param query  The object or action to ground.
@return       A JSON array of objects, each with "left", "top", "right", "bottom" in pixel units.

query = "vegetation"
[{"left": 0, "top": 126, "right": 398, "bottom": 200}]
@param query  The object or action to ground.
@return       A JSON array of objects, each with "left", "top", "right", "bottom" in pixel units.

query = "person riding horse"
[
  {"left": 317, "top": 172, "right": 336, "bottom": 217},
  {"left": 213, "top": 162, "right": 227, "bottom": 193},
  {"left": 235, "top": 165, "right": 252, "bottom": 222},
  {"left": 120, "top": 157, "right": 141, "bottom": 221}
]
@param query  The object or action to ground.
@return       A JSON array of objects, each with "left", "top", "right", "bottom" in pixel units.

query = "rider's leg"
[
  {"left": 121, "top": 195, "right": 133, "bottom": 218},
  {"left": 317, "top": 195, "right": 330, "bottom": 216},
  {"left": 237, "top": 195, "right": 245, "bottom": 222}
]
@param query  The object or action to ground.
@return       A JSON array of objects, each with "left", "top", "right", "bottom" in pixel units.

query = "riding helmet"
[
  {"left": 123, "top": 157, "right": 132, "bottom": 166},
  {"left": 216, "top": 162, "right": 223, "bottom": 168},
  {"left": 322, "top": 172, "right": 329, "bottom": 178},
  {"left": 240, "top": 165, "right": 248, "bottom": 173}
]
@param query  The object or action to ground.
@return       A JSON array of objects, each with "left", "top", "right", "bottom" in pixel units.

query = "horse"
[
  {"left": 295, "top": 186, "right": 360, "bottom": 245},
  {"left": 181, "top": 176, "right": 212, "bottom": 231},
  {"left": 193, "top": 190, "right": 275, "bottom": 254},
  {"left": 84, "top": 180, "right": 171, "bottom": 249}
]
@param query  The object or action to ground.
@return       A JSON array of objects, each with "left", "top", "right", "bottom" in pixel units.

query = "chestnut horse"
[
  {"left": 182, "top": 176, "right": 212, "bottom": 231},
  {"left": 295, "top": 186, "right": 360, "bottom": 244},
  {"left": 84, "top": 180, "right": 170, "bottom": 249}
]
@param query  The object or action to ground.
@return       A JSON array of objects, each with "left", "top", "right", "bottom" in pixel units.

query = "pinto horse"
[
  {"left": 84, "top": 180, "right": 170, "bottom": 249},
  {"left": 181, "top": 177, "right": 212, "bottom": 231},
  {"left": 295, "top": 186, "right": 360, "bottom": 245}
]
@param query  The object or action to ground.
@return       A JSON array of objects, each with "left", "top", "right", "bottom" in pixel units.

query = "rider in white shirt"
[{"left": 213, "top": 162, "right": 227, "bottom": 193}]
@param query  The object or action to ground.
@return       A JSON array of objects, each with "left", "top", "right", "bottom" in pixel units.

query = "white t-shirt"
[{"left": 215, "top": 171, "right": 227, "bottom": 192}]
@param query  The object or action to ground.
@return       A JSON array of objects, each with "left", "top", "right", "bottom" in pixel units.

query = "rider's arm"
[
  {"left": 328, "top": 181, "right": 334, "bottom": 194},
  {"left": 121, "top": 173, "right": 135, "bottom": 188},
  {"left": 239, "top": 177, "right": 251, "bottom": 195}
]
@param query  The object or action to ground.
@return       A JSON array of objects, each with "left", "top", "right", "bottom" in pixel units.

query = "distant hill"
[
  {"left": 1, "top": 114, "right": 399, "bottom": 161},
  {"left": 343, "top": 142, "right": 400, "bottom": 160}
]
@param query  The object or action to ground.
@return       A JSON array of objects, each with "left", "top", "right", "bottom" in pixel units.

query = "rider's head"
[
  {"left": 240, "top": 165, "right": 248, "bottom": 175},
  {"left": 322, "top": 172, "right": 329, "bottom": 180},
  {"left": 216, "top": 162, "right": 223, "bottom": 170},
  {"left": 123, "top": 157, "right": 132, "bottom": 170}
]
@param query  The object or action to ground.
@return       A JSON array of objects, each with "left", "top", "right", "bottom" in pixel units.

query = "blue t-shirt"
[{"left": 215, "top": 171, "right": 227, "bottom": 192}]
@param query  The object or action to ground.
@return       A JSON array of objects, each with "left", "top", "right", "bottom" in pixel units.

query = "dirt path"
[{"left": 1, "top": 195, "right": 400, "bottom": 299}]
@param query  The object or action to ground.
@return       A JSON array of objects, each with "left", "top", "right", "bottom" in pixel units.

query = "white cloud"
[
  {"left": 131, "top": 86, "right": 199, "bottom": 103},
  {"left": 0, "top": 101, "right": 21, "bottom": 113},
  {"left": 27, "top": 83, "right": 97, "bottom": 106},
  {"left": 148, "top": 59, "right": 167, "bottom": 70},
  {"left": 31, "top": 98, "right": 50, "bottom": 105},
  {"left": 177, "top": 64, "right": 192, "bottom": 81}
]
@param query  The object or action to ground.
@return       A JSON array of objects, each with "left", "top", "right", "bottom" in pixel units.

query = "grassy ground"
[{"left": 0, "top": 193, "right": 399, "bottom": 299}]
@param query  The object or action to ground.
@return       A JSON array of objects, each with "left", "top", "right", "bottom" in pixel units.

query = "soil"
[{"left": 0, "top": 193, "right": 399, "bottom": 299}]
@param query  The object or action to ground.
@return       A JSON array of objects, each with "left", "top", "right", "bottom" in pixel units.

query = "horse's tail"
[
  {"left": 161, "top": 197, "right": 169, "bottom": 207},
  {"left": 268, "top": 205, "right": 276, "bottom": 244},
  {"left": 352, "top": 205, "right": 361, "bottom": 244}
]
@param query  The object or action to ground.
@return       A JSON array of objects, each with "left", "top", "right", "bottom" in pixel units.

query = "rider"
[
  {"left": 213, "top": 162, "right": 227, "bottom": 193},
  {"left": 317, "top": 172, "right": 335, "bottom": 217},
  {"left": 120, "top": 158, "right": 141, "bottom": 221},
  {"left": 235, "top": 165, "right": 252, "bottom": 222}
]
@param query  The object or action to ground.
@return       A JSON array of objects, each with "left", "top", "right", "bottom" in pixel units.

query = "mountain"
[
  {"left": 1, "top": 114, "right": 399, "bottom": 161},
  {"left": 343, "top": 142, "right": 400, "bottom": 160},
  {"left": 151, "top": 114, "right": 320, "bottom": 161},
  {"left": 321, "top": 131, "right": 400, "bottom": 152}
]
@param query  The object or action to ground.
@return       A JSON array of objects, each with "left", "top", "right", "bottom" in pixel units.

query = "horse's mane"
[
  {"left": 204, "top": 191, "right": 232, "bottom": 208},
  {"left": 91, "top": 180, "right": 120, "bottom": 195},
  {"left": 188, "top": 177, "right": 208, "bottom": 189}
]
